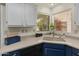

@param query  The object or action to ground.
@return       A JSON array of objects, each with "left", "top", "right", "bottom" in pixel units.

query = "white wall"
[
  {"left": 72, "top": 4, "right": 79, "bottom": 34},
  {"left": 52, "top": 4, "right": 74, "bottom": 14},
  {"left": 74, "top": 4, "right": 79, "bottom": 25},
  {"left": 0, "top": 5, "right": 1, "bottom": 47},
  {"left": 1, "top": 4, "right": 6, "bottom": 47}
]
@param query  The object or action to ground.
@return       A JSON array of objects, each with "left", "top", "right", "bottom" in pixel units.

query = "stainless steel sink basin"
[{"left": 43, "top": 36, "right": 65, "bottom": 42}]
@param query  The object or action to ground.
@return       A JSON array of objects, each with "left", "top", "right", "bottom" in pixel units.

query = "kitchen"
[{"left": 0, "top": 3, "right": 79, "bottom": 56}]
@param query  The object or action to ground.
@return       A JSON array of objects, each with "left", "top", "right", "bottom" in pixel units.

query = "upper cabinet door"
[
  {"left": 74, "top": 4, "right": 79, "bottom": 25},
  {"left": 6, "top": 3, "right": 24, "bottom": 27},
  {"left": 76, "top": 4, "right": 79, "bottom": 25},
  {"left": 24, "top": 4, "right": 37, "bottom": 27},
  {"left": 6, "top": 3, "right": 37, "bottom": 27}
]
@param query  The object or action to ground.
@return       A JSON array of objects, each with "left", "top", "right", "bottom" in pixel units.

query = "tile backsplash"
[
  {"left": 6, "top": 27, "right": 35, "bottom": 37},
  {"left": 5, "top": 25, "right": 79, "bottom": 37}
]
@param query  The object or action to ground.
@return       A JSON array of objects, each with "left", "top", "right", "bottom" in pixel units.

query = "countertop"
[{"left": 0, "top": 35, "right": 79, "bottom": 54}]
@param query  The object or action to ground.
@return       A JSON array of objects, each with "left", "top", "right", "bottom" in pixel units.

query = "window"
[{"left": 36, "top": 14, "right": 49, "bottom": 31}]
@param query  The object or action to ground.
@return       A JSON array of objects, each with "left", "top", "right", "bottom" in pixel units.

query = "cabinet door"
[
  {"left": 66, "top": 46, "right": 72, "bottom": 56},
  {"left": 6, "top": 3, "right": 24, "bottom": 26},
  {"left": 20, "top": 44, "right": 42, "bottom": 56},
  {"left": 43, "top": 43, "right": 65, "bottom": 56},
  {"left": 72, "top": 47, "right": 79, "bottom": 56},
  {"left": 74, "top": 4, "right": 79, "bottom": 25},
  {"left": 44, "top": 48, "right": 65, "bottom": 56},
  {"left": 24, "top": 4, "right": 37, "bottom": 26}
]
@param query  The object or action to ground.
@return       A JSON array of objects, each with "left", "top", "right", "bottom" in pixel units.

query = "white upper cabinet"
[
  {"left": 6, "top": 3, "right": 37, "bottom": 27},
  {"left": 6, "top": 3, "right": 24, "bottom": 27},
  {"left": 24, "top": 4, "right": 37, "bottom": 26},
  {"left": 74, "top": 4, "right": 79, "bottom": 25}
]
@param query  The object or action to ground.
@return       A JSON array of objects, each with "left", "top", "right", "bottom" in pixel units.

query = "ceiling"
[{"left": 35, "top": 3, "right": 51, "bottom": 8}]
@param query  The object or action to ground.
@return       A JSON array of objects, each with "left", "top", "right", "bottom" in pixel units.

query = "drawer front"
[
  {"left": 5, "top": 36, "right": 21, "bottom": 45},
  {"left": 43, "top": 43, "right": 65, "bottom": 50},
  {"left": 44, "top": 48, "right": 65, "bottom": 56}
]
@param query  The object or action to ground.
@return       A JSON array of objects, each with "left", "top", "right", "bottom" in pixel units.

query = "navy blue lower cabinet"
[
  {"left": 2, "top": 43, "right": 43, "bottom": 56},
  {"left": 65, "top": 45, "right": 79, "bottom": 56},
  {"left": 66, "top": 45, "right": 79, "bottom": 56},
  {"left": 43, "top": 43, "right": 65, "bottom": 56},
  {"left": 20, "top": 43, "right": 43, "bottom": 56},
  {"left": 3, "top": 43, "right": 79, "bottom": 56},
  {"left": 72, "top": 47, "right": 79, "bottom": 56},
  {"left": 43, "top": 43, "right": 65, "bottom": 50},
  {"left": 44, "top": 48, "right": 65, "bottom": 56},
  {"left": 2, "top": 50, "right": 21, "bottom": 56},
  {"left": 66, "top": 46, "right": 72, "bottom": 56}
]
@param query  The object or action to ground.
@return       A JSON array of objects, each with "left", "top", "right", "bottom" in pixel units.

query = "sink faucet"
[
  {"left": 58, "top": 33, "right": 65, "bottom": 39},
  {"left": 50, "top": 30, "right": 56, "bottom": 38},
  {"left": 52, "top": 30, "right": 55, "bottom": 37}
]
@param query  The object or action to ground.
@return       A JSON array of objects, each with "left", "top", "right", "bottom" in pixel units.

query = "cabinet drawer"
[
  {"left": 44, "top": 48, "right": 65, "bottom": 56},
  {"left": 43, "top": 43, "right": 65, "bottom": 50},
  {"left": 5, "top": 36, "right": 21, "bottom": 45}
]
